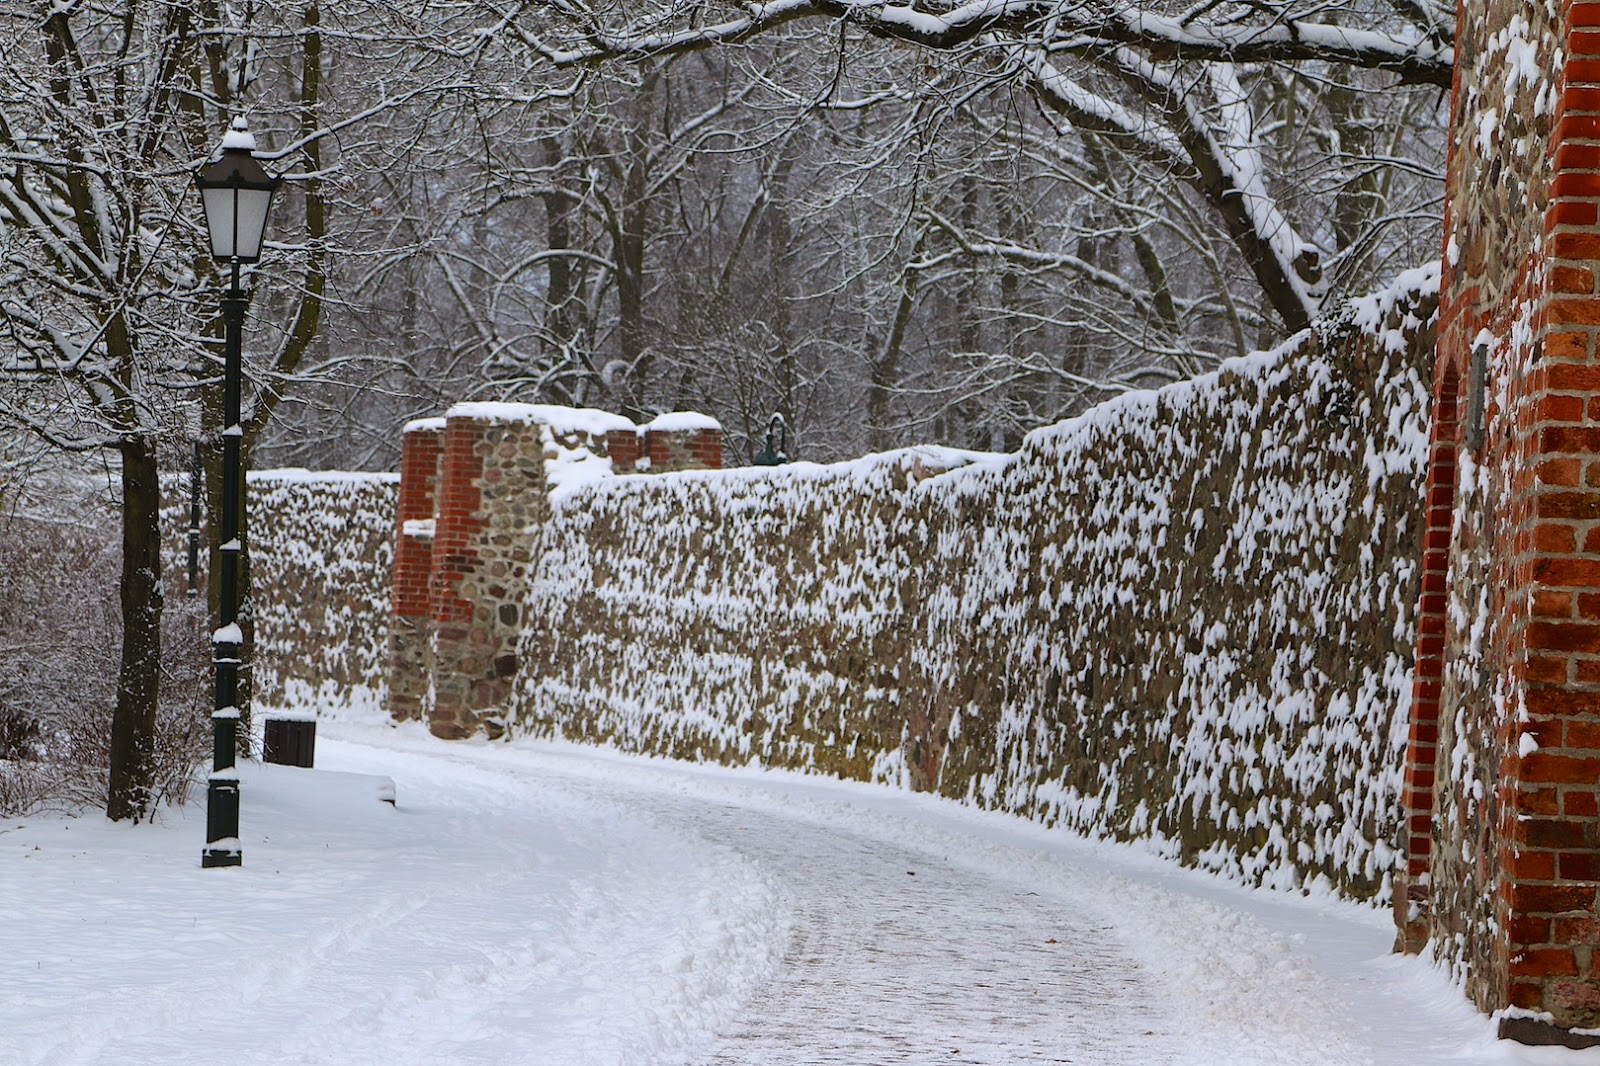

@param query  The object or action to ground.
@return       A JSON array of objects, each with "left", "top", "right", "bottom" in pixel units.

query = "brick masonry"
[
  {"left": 387, "top": 420, "right": 442, "bottom": 724},
  {"left": 384, "top": 404, "right": 723, "bottom": 739},
  {"left": 1396, "top": 0, "right": 1600, "bottom": 1043},
  {"left": 608, "top": 415, "right": 725, "bottom": 474}
]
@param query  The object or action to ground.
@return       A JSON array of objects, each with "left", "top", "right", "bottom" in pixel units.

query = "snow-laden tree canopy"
[{"left": 505, "top": 0, "right": 1450, "bottom": 338}]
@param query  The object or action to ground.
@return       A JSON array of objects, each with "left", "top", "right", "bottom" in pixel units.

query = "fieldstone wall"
[
  {"left": 431, "top": 411, "right": 567, "bottom": 738},
  {"left": 248, "top": 471, "right": 397, "bottom": 716},
  {"left": 386, "top": 402, "right": 715, "bottom": 739},
  {"left": 507, "top": 270, "right": 1437, "bottom": 904}
]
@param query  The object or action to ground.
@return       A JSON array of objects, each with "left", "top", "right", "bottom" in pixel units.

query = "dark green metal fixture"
[
  {"left": 193, "top": 118, "right": 281, "bottom": 870},
  {"left": 753, "top": 413, "right": 790, "bottom": 466},
  {"left": 1465, "top": 341, "right": 1488, "bottom": 451}
]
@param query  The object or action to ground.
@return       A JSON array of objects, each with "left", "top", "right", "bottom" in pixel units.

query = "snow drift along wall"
[{"left": 510, "top": 268, "right": 1437, "bottom": 904}]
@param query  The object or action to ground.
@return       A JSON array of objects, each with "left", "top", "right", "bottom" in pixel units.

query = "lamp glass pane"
[
  {"left": 233, "top": 187, "right": 274, "bottom": 261},
  {"left": 201, "top": 187, "right": 237, "bottom": 259}
]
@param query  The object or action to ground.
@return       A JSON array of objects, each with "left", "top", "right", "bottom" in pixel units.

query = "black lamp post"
[{"left": 194, "top": 118, "right": 281, "bottom": 869}]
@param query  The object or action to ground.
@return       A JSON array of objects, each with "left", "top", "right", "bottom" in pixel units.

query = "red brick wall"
[
  {"left": 607, "top": 424, "right": 723, "bottom": 473},
  {"left": 1503, "top": 22, "right": 1600, "bottom": 1030},
  {"left": 1397, "top": 366, "right": 1460, "bottom": 952},
  {"left": 386, "top": 424, "right": 442, "bottom": 722},
  {"left": 607, "top": 429, "right": 641, "bottom": 472},
  {"left": 645, "top": 428, "right": 723, "bottom": 472},
  {"left": 391, "top": 425, "right": 441, "bottom": 620},
  {"left": 1406, "top": 0, "right": 1600, "bottom": 1042},
  {"left": 429, "top": 417, "right": 486, "bottom": 631},
  {"left": 425, "top": 416, "right": 492, "bottom": 738}
]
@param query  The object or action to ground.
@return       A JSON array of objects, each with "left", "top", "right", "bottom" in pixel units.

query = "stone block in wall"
[{"left": 247, "top": 471, "right": 398, "bottom": 718}]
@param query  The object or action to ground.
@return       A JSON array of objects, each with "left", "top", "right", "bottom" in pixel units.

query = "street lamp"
[
  {"left": 753, "top": 413, "right": 790, "bottom": 466},
  {"left": 194, "top": 117, "right": 281, "bottom": 869}
]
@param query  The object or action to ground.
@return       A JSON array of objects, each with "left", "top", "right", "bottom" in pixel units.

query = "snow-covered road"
[{"left": 1, "top": 719, "right": 1583, "bottom": 1065}]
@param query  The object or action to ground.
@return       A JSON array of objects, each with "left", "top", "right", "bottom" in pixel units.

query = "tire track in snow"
[
  {"left": 480, "top": 747, "right": 1183, "bottom": 1064},
  {"left": 491, "top": 738, "right": 1375, "bottom": 1065}
]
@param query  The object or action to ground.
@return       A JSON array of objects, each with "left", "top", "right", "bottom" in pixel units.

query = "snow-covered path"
[{"left": 1, "top": 719, "right": 1585, "bottom": 1065}]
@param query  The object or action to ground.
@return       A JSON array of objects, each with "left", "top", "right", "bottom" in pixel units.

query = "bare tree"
[
  {"left": 0, "top": 0, "right": 473, "bottom": 818},
  {"left": 458, "top": 0, "right": 1447, "bottom": 445}
]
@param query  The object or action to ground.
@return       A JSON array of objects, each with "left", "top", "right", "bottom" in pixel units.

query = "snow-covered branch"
[{"left": 526, "top": 0, "right": 1452, "bottom": 87}]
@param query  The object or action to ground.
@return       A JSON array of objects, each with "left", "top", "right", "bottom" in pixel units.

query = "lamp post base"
[{"left": 203, "top": 775, "right": 241, "bottom": 868}]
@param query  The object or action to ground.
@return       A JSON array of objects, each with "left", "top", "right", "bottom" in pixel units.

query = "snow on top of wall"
[
  {"left": 1345, "top": 260, "right": 1442, "bottom": 344},
  {"left": 444, "top": 401, "right": 635, "bottom": 436},
  {"left": 557, "top": 263, "right": 1430, "bottom": 518},
  {"left": 644, "top": 411, "right": 722, "bottom": 432},
  {"left": 544, "top": 426, "right": 620, "bottom": 505},
  {"left": 570, "top": 444, "right": 1004, "bottom": 511},
  {"left": 402, "top": 417, "right": 448, "bottom": 434},
  {"left": 1018, "top": 261, "right": 1441, "bottom": 464},
  {"left": 249, "top": 468, "right": 401, "bottom": 485}
]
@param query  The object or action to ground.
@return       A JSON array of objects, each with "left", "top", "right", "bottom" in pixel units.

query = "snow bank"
[{"left": 514, "top": 270, "right": 1438, "bottom": 905}]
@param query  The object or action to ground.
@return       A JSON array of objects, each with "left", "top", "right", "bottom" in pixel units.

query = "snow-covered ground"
[{"left": 3, "top": 714, "right": 1595, "bottom": 1066}]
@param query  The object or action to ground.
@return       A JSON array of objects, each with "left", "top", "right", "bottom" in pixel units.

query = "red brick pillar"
[
  {"left": 415, "top": 402, "right": 638, "bottom": 739},
  {"left": 641, "top": 413, "right": 723, "bottom": 472},
  {"left": 386, "top": 420, "right": 443, "bottom": 722},
  {"left": 428, "top": 404, "right": 596, "bottom": 739},
  {"left": 428, "top": 412, "right": 495, "bottom": 739},
  {"left": 1395, "top": 368, "right": 1461, "bottom": 953},
  {"left": 1497, "top": 34, "right": 1600, "bottom": 1034},
  {"left": 606, "top": 428, "right": 641, "bottom": 472},
  {"left": 1409, "top": 0, "right": 1600, "bottom": 1044},
  {"left": 689, "top": 428, "right": 723, "bottom": 470}
]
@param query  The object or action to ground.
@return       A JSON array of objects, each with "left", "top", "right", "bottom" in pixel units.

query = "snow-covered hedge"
[
  {"left": 249, "top": 470, "right": 397, "bottom": 717},
  {"left": 516, "top": 266, "right": 1438, "bottom": 903}
]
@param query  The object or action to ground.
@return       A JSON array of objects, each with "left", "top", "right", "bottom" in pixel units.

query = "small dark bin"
[{"left": 263, "top": 718, "right": 316, "bottom": 767}]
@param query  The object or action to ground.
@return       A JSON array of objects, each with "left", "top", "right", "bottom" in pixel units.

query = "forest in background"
[
  {"left": 264, "top": 0, "right": 1452, "bottom": 466},
  {"left": 0, "top": 0, "right": 1453, "bottom": 818}
]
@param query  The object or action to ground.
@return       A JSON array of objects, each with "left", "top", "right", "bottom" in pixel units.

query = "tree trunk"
[
  {"left": 106, "top": 436, "right": 163, "bottom": 822},
  {"left": 540, "top": 131, "right": 591, "bottom": 395},
  {"left": 869, "top": 259, "right": 921, "bottom": 452},
  {"left": 614, "top": 68, "right": 660, "bottom": 419}
]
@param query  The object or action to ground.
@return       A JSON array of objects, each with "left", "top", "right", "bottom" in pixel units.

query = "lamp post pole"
[
  {"left": 195, "top": 118, "right": 280, "bottom": 869},
  {"left": 187, "top": 440, "right": 202, "bottom": 597},
  {"left": 203, "top": 257, "right": 247, "bottom": 869}
]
